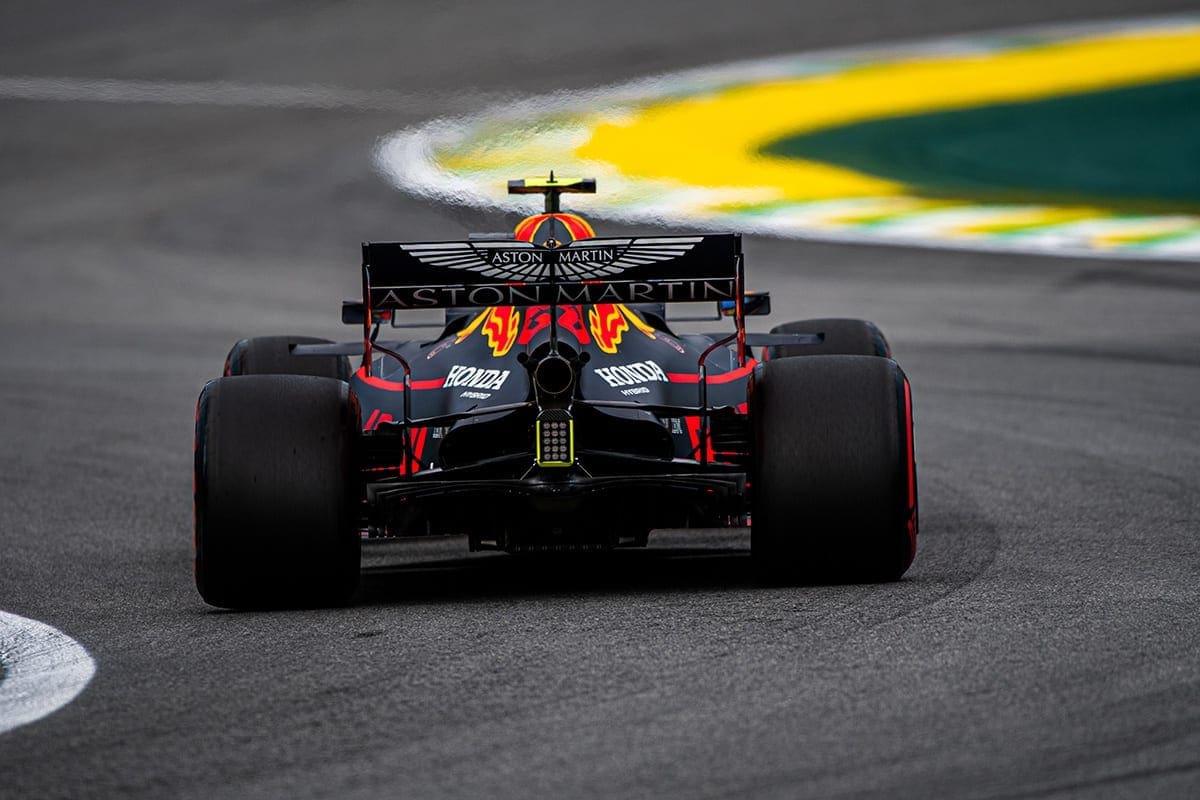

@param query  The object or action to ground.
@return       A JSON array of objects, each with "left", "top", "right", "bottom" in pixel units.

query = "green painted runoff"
[{"left": 762, "top": 76, "right": 1200, "bottom": 212}]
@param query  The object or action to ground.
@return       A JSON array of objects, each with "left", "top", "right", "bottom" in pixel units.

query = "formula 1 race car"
[{"left": 194, "top": 176, "right": 917, "bottom": 608}]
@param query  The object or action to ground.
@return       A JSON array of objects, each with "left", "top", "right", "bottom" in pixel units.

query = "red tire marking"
[{"left": 903, "top": 377, "right": 918, "bottom": 552}]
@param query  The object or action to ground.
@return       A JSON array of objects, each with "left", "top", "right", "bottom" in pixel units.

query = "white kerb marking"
[{"left": 0, "top": 611, "right": 96, "bottom": 735}]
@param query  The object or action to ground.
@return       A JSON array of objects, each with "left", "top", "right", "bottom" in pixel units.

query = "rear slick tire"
[
  {"left": 750, "top": 355, "right": 917, "bottom": 583},
  {"left": 767, "top": 318, "right": 890, "bottom": 359},
  {"left": 223, "top": 335, "right": 351, "bottom": 380},
  {"left": 194, "top": 375, "right": 362, "bottom": 609}
]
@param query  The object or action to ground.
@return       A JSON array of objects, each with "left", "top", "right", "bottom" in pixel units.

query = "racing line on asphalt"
[
  {"left": 3, "top": 8, "right": 1193, "bottom": 740},
  {"left": 4, "top": 0, "right": 1198, "bottom": 795},
  {"left": 0, "top": 69, "right": 505, "bottom": 737},
  {"left": 0, "top": 75, "right": 507, "bottom": 114}
]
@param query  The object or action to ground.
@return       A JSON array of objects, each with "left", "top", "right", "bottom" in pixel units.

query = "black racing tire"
[
  {"left": 767, "top": 318, "right": 891, "bottom": 359},
  {"left": 223, "top": 336, "right": 351, "bottom": 381},
  {"left": 194, "top": 375, "right": 362, "bottom": 608},
  {"left": 750, "top": 355, "right": 917, "bottom": 583}
]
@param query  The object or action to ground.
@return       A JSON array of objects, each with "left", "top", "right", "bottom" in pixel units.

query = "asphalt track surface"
[{"left": 2, "top": 1, "right": 1199, "bottom": 798}]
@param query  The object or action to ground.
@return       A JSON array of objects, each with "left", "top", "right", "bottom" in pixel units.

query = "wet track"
[{"left": 2, "top": 1, "right": 1199, "bottom": 797}]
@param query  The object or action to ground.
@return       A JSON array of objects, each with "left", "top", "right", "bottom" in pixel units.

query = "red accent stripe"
[
  {"left": 514, "top": 214, "right": 548, "bottom": 242},
  {"left": 558, "top": 214, "right": 595, "bottom": 240},
  {"left": 355, "top": 367, "right": 444, "bottom": 391},
  {"left": 683, "top": 415, "right": 702, "bottom": 456},
  {"left": 666, "top": 361, "right": 756, "bottom": 384},
  {"left": 680, "top": 415, "right": 733, "bottom": 462},
  {"left": 411, "top": 427, "right": 429, "bottom": 465},
  {"left": 516, "top": 213, "right": 595, "bottom": 242}
]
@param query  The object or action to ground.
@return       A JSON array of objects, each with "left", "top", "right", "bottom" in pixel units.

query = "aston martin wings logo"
[{"left": 397, "top": 237, "right": 703, "bottom": 282}]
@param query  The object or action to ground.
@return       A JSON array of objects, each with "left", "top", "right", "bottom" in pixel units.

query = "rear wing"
[{"left": 361, "top": 234, "right": 742, "bottom": 311}]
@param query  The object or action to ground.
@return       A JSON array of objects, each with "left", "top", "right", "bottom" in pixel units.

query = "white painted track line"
[{"left": 0, "top": 611, "right": 95, "bottom": 735}]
